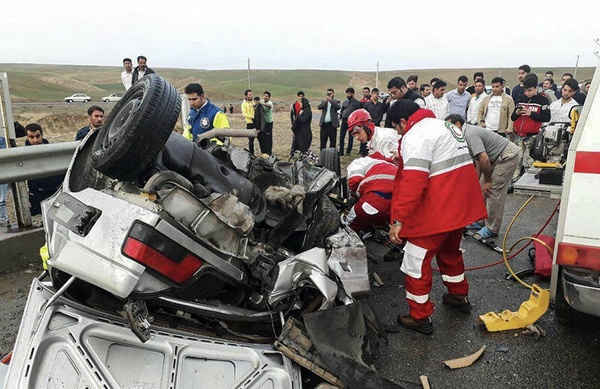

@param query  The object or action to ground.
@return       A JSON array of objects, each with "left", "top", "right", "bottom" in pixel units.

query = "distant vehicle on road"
[
  {"left": 64, "top": 93, "right": 91, "bottom": 103},
  {"left": 101, "top": 93, "right": 121, "bottom": 103}
]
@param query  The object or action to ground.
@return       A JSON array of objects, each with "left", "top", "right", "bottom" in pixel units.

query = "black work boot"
[
  {"left": 397, "top": 314, "right": 434, "bottom": 335},
  {"left": 442, "top": 293, "right": 473, "bottom": 314}
]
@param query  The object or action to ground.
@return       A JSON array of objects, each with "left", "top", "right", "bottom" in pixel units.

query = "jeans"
[{"left": 0, "top": 183, "right": 8, "bottom": 223}]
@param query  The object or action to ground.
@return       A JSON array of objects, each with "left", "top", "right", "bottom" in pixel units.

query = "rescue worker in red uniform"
[
  {"left": 387, "top": 100, "right": 487, "bottom": 335},
  {"left": 345, "top": 151, "right": 397, "bottom": 233},
  {"left": 347, "top": 109, "right": 400, "bottom": 160}
]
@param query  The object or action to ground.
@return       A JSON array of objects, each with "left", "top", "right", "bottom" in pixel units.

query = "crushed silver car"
[{"left": 2, "top": 75, "right": 420, "bottom": 389}]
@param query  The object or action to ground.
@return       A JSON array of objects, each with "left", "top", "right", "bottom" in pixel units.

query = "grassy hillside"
[{"left": 0, "top": 63, "right": 596, "bottom": 103}]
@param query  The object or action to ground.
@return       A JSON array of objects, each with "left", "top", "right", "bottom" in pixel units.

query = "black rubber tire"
[
  {"left": 301, "top": 195, "right": 341, "bottom": 250},
  {"left": 319, "top": 147, "right": 341, "bottom": 177},
  {"left": 91, "top": 74, "right": 181, "bottom": 181}
]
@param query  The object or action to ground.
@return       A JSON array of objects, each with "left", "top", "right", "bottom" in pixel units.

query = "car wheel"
[
  {"left": 91, "top": 74, "right": 181, "bottom": 181},
  {"left": 66, "top": 99, "right": 72, "bottom": 103},
  {"left": 301, "top": 195, "right": 341, "bottom": 250},
  {"left": 319, "top": 147, "right": 341, "bottom": 177}
]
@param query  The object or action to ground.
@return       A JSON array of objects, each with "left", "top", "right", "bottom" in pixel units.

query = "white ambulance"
[{"left": 551, "top": 63, "right": 600, "bottom": 323}]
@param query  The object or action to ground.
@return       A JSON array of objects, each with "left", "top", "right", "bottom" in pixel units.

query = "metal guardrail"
[{"left": 0, "top": 141, "right": 78, "bottom": 185}]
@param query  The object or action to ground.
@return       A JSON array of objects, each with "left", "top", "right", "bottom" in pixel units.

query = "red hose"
[{"left": 432, "top": 200, "right": 560, "bottom": 272}]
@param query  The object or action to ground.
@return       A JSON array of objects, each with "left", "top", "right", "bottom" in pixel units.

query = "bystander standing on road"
[
  {"left": 121, "top": 58, "right": 133, "bottom": 91},
  {"left": 131, "top": 55, "right": 155, "bottom": 85},
  {"left": 549, "top": 78, "right": 580, "bottom": 123},
  {"left": 25, "top": 124, "right": 64, "bottom": 216},
  {"left": 242, "top": 89, "right": 256, "bottom": 154},
  {"left": 510, "top": 74, "right": 550, "bottom": 182},
  {"left": 259, "top": 91, "right": 274, "bottom": 155},
  {"left": 75, "top": 106, "right": 104, "bottom": 141},
  {"left": 466, "top": 79, "right": 487, "bottom": 125},
  {"left": 363, "top": 87, "right": 384, "bottom": 127},
  {"left": 446, "top": 75, "right": 471, "bottom": 120},
  {"left": 317, "top": 88, "right": 341, "bottom": 150},
  {"left": 477, "top": 77, "right": 515, "bottom": 136},
  {"left": 339, "top": 87, "right": 362, "bottom": 156},
  {"left": 383, "top": 76, "right": 425, "bottom": 128}
]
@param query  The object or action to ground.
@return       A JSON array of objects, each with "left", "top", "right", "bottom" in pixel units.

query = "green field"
[{"left": 0, "top": 63, "right": 595, "bottom": 103}]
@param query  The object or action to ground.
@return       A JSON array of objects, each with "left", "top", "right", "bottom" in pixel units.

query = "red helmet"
[{"left": 347, "top": 109, "right": 375, "bottom": 138}]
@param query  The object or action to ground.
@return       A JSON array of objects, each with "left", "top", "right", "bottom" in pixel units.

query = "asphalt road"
[
  {"left": 365, "top": 193, "right": 600, "bottom": 389},
  {"left": 1, "top": 193, "right": 599, "bottom": 389}
]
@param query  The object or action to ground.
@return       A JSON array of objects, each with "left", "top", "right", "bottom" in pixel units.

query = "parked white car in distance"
[
  {"left": 102, "top": 93, "right": 121, "bottom": 102},
  {"left": 64, "top": 93, "right": 91, "bottom": 103}
]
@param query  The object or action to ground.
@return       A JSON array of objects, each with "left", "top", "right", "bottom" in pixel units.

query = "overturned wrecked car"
[{"left": 1, "top": 75, "right": 419, "bottom": 388}]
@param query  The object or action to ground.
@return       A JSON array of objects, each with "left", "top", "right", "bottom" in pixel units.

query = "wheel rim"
[{"left": 103, "top": 97, "right": 142, "bottom": 148}]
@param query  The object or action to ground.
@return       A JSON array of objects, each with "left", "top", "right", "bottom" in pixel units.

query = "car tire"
[
  {"left": 91, "top": 74, "right": 181, "bottom": 181},
  {"left": 66, "top": 99, "right": 72, "bottom": 103},
  {"left": 319, "top": 147, "right": 341, "bottom": 177},
  {"left": 301, "top": 195, "right": 341, "bottom": 250}
]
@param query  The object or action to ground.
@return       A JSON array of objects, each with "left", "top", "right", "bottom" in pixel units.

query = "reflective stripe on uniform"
[
  {"left": 356, "top": 173, "right": 396, "bottom": 193},
  {"left": 429, "top": 154, "right": 473, "bottom": 177},
  {"left": 406, "top": 290, "right": 429, "bottom": 304},
  {"left": 441, "top": 273, "right": 465, "bottom": 283}
]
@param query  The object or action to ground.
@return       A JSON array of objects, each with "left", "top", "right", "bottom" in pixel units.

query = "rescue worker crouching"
[{"left": 345, "top": 151, "right": 397, "bottom": 234}]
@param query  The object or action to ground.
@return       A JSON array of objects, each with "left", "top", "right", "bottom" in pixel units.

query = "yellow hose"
[{"left": 501, "top": 195, "right": 554, "bottom": 290}]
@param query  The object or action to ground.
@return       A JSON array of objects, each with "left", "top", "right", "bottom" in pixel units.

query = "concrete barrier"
[{"left": 0, "top": 227, "right": 45, "bottom": 273}]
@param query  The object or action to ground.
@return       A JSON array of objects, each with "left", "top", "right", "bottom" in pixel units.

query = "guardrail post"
[{"left": 1, "top": 72, "right": 33, "bottom": 227}]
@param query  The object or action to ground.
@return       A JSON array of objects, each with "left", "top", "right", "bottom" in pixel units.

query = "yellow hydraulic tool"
[{"left": 479, "top": 196, "right": 553, "bottom": 332}]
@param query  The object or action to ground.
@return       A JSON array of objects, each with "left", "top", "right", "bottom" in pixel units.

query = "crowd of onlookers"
[{"left": 1, "top": 61, "right": 590, "bottom": 232}]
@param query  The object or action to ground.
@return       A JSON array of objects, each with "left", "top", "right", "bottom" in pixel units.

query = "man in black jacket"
[
  {"left": 317, "top": 88, "right": 341, "bottom": 150},
  {"left": 339, "top": 87, "right": 362, "bottom": 155},
  {"left": 383, "top": 76, "right": 425, "bottom": 128},
  {"left": 25, "top": 124, "right": 64, "bottom": 216},
  {"left": 131, "top": 55, "right": 156, "bottom": 85}
]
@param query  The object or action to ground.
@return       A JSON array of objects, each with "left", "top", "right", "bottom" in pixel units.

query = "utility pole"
[
  {"left": 247, "top": 57, "right": 251, "bottom": 90},
  {"left": 574, "top": 55, "right": 580, "bottom": 79},
  {"left": 375, "top": 61, "right": 379, "bottom": 89}
]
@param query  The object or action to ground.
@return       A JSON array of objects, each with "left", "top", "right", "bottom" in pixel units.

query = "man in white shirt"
[
  {"left": 121, "top": 58, "right": 133, "bottom": 91},
  {"left": 446, "top": 75, "right": 471, "bottom": 120},
  {"left": 549, "top": 78, "right": 580, "bottom": 123},
  {"left": 424, "top": 79, "right": 448, "bottom": 119},
  {"left": 477, "top": 77, "right": 515, "bottom": 136},
  {"left": 467, "top": 79, "right": 487, "bottom": 125}
]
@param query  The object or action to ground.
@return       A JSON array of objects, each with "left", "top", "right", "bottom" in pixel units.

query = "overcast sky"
[{"left": 2, "top": 0, "right": 599, "bottom": 72}]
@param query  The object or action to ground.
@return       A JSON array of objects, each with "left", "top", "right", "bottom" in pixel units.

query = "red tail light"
[
  {"left": 122, "top": 222, "right": 203, "bottom": 285},
  {"left": 1, "top": 352, "right": 12, "bottom": 364},
  {"left": 557, "top": 242, "right": 600, "bottom": 271}
]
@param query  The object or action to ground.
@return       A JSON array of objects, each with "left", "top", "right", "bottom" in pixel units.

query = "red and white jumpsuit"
[
  {"left": 391, "top": 109, "right": 487, "bottom": 320},
  {"left": 346, "top": 152, "right": 397, "bottom": 233}
]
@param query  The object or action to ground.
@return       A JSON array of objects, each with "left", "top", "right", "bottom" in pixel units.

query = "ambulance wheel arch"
[{"left": 555, "top": 268, "right": 594, "bottom": 325}]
